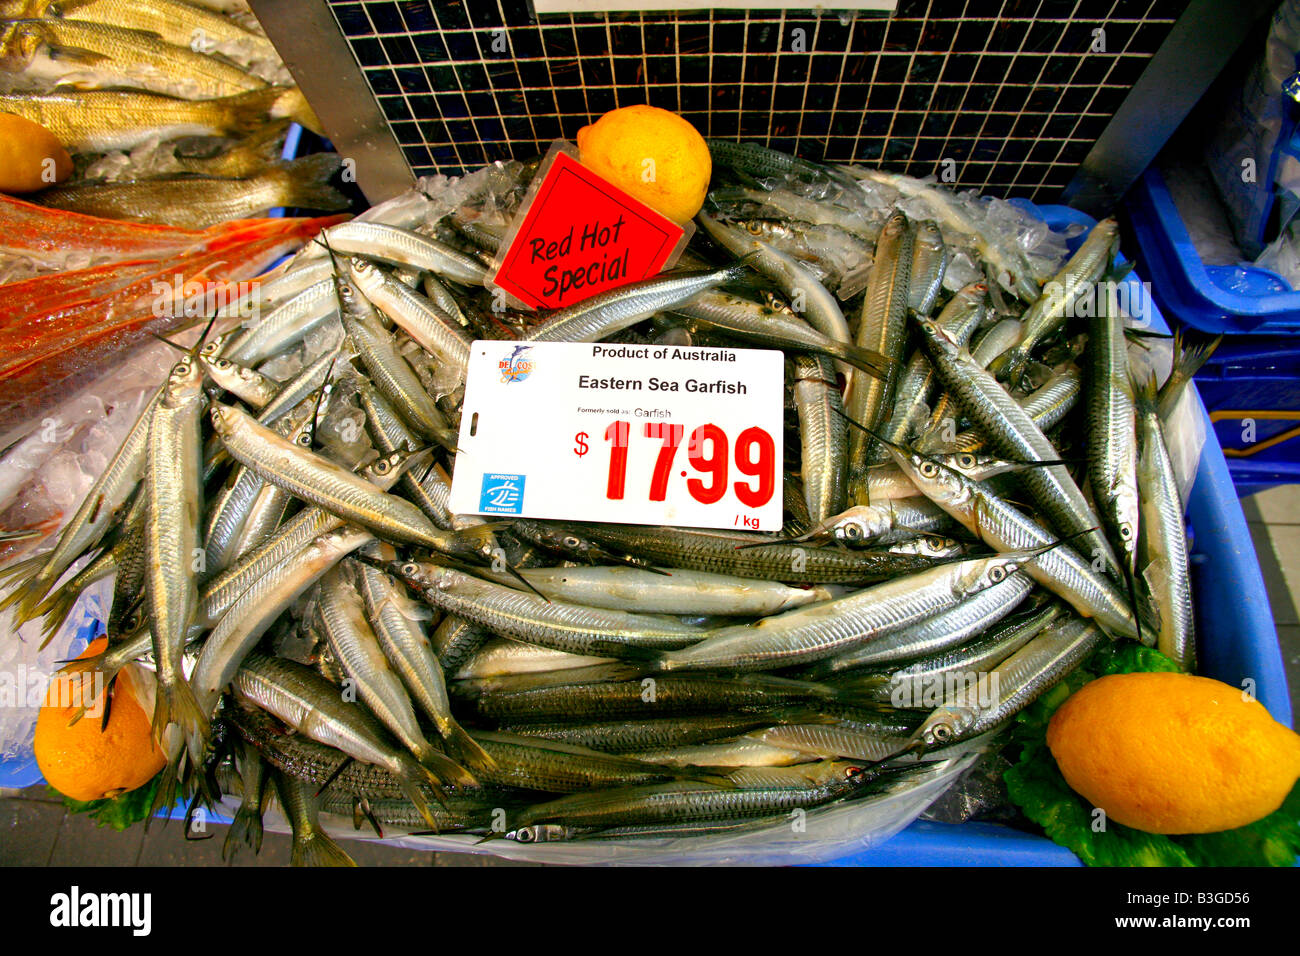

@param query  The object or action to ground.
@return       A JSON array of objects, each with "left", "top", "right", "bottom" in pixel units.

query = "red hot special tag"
[{"left": 492, "top": 149, "right": 687, "bottom": 310}]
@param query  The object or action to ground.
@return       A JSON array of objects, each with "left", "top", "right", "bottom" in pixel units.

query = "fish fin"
[
  {"left": 833, "top": 340, "right": 896, "bottom": 382},
  {"left": 270, "top": 85, "right": 324, "bottom": 135},
  {"left": 397, "top": 767, "right": 446, "bottom": 828},
  {"left": 402, "top": 753, "right": 455, "bottom": 809},
  {"left": 440, "top": 719, "right": 500, "bottom": 775},
  {"left": 220, "top": 86, "right": 290, "bottom": 139},
  {"left": 281, "top": 153, "right": 350, "bottom": 213},
  {"left": 991, "top": 346, "right": 1030, "bottom": 388},
  {"left": 355, "top": 796, "right": 384, "bottom": 838},
  {"left": 222, "top": 782, "right": 267, "bottom": 861},
  {"left": 1157, "top": 330, "right": 1221, "bottom": 415},
  {"left": 0, "top": 567, "right": 54, "bottom": 626},
  {"left": 1130, "top": 368, "right": 1160, "bottom": 415},
  {"left": 145, "top": 755, "right": 184, "bottom": 831},
  {"left": 417, "top": 741, "right": 479, "bottom": 790},
  {"left": 152, "top": 676, "right": 209, "bottom": 753},
  {"left": 1122, "top": 326, "right": 1173, "bottom": 342},
  {"left": 33, "top": 583, "right": 89, "bottom": 649},
  {"left": 313, "top": 754, "right": 354, "bottom": 795},
  {"left": 44, "top": 41, "right": 108, "bottom": 65},
  {"left": 292, "top": 827, "right": 356, "bottom": 867}
]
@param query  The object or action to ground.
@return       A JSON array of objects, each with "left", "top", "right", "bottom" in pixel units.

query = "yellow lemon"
[
  {"left": 1046, "top": 672, "right": 1300, "bottom": 834},
  {"left": 34, "top": 638, "right": 165, "bottom": 803},
  {"left": 0, "top": 112, "right": 72, "bottom": 193},
  {"left": 576, "top": 104, "right": 710, "bottom": 225}
]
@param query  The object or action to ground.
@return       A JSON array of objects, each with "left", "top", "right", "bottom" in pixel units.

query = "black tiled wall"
[{"left": 327, "top": 0, "right": 1189, "bottom": 202}]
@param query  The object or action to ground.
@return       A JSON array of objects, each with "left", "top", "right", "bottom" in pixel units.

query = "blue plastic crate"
[
  {"left": 1190, "top": 337, "right": 1300, "bottom": 496},
  {"left": 1126, "top": 166, "right": 1300, "bottom": 335}
]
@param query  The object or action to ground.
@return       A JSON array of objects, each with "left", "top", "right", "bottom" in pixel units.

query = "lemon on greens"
[{"left": 1046, "top": 671, "right": 1300, "bottom": 835}]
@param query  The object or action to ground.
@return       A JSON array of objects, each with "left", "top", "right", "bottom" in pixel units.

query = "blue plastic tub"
[
  {"left": 828, "top": 203, "right": 1293, "bottom": 865},
  {"left": 1126, "top": 166, "right": 1300, "bottom": 335},
  {"left": 2, "top": 202, "right": 1289, "bottom": 868},
  {"left": 1189, "top": 338, "right": 1300, "bottom": 496}
]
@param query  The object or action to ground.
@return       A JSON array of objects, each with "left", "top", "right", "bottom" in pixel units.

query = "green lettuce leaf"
[
  {"left": 1002, "top": 643, "right": 1299, "bottom": 867},
  {"left": 57, "top": 771, "right": 161, "bottom": 832}
]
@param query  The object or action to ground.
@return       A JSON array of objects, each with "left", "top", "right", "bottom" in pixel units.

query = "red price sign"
[
  {"left": 493, "top": 149, "right": 686, "bottom": 310},
  {"left": 597, "top": 421, "right": 777, "bottom": 512}
]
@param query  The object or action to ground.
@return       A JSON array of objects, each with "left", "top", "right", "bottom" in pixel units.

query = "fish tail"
[
  {"left": 439, "top": 720, "right": 499, "bottom": 775},
  {"left": 57, "top": 651, "right": 127, "bottom": 727},
  {"left": 152, "top": 674, "right": 209, "bottom": 752},
  {"left": 222, "top": 799, "right": 266, "bottom": 861},
  {"left": 292, "top": 826, "right": 356, "bottom": 867},
  {"left": 280, "top": 154, "right": 350, "bottom": 213},
  {"left": 416, "top": 741, "right": 478, "bottom": 790},
  {"left": 1131, "top": 367, "right": 1160, "bottom": 415},
  {"left": 222, "top": 87, "right": 287, "bottom": 139},
  {"left": 0, "top": 555, "right": 53, "bottom": 613},
  {"left": 832, "top": 340, "right": 896, "bottom": 383},
  {"left": 1157, "top": 330, "right": 1220, "bottom": 418},
  {"left": 270, "top": 85, "right": 324, "bottom": 135}
]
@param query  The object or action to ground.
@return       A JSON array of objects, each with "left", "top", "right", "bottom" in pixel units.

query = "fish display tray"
[
  {"left": 1, "top": 202, "right": 1290, "bottom": 868},
  {"left": 1125, "top": 166, "right": 1300, "bottom": 335}
]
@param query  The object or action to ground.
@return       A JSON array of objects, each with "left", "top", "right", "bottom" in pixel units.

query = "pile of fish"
[
  {"left": 0, "top": 143, "right": 1217, "bottom": 865},
  {"left": 0, "top": 0, "right": 347, "bottom": 232}
]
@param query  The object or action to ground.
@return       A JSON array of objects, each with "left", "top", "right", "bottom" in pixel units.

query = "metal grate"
[{"left": 324, "top": 0, "right": 1190, "bottom": 202}]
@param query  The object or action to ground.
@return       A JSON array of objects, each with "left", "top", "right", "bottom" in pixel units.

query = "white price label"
[{"left": 449, "top": 341, "right": 784, "bottom": 531}]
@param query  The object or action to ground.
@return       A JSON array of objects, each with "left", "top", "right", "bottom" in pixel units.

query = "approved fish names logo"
[{"left": 49, "top": 886, "right": 151, "bottom": 936}]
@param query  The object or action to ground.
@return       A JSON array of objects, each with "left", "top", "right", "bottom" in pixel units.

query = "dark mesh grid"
[{"left": 327, "top": 0, "right": 1189, "bottom": 202}]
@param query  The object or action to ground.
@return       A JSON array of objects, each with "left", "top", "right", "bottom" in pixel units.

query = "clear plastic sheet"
[{"left": 221, "top": 753, "right": 978, "bottom": 866}]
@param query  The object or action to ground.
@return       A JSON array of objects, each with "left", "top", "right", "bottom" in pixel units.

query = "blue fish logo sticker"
[
  {"left": 499, "top": 344, "right": 535, "bottom": 384},
  {"left": 479, "top": 473, "right": 525, "bottom": 514}
]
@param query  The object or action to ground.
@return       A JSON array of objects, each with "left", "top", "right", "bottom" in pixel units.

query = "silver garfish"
[
  {"left": 348, "top": 256, "right": 473, "bottom": 373},
  {"left": 1085, "top": 280, "right": 1141, "bottom": 582},
  {"left": 911, "top": 616, "right": 1107, "bottom": 747},
  {"left": 845, "top": 210, "right": 913, "bottom": 472},
  {"left": 793, "top": 355, "right": 848, "bottom": 523},
  {"left": 655, "top": 550, "right": 1038, "bottom": 672},
  {"left": 1134, "top": 373, "right": 1196, "bottom": 670},
  {"left": 232, "top": 653, "right": 452, "bottom": 827},
  {"left": 354, "top": 557, "right": 496, "bottom": 772},
  {"left": 522, "top": 263, "right": 749, "bottom": 343},
  {"left": 878, "top": 441, "right": 1140, "bottom": 640},
  {"left": 143, "top": 351, "right": 206, "bottom": 745}
]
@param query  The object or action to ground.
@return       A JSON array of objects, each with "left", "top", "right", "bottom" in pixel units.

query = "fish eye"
[
  {"left": 959, "top": 455, "right": 975, "bottom": 469},
  {"left": 920, "top": 461, "right": 938, "bottom": 478},
  {"left": 563, "top": 536, "right": 581, "bottom": 548},
  {"left": 843, "top": 524, "right": 863, "bottom": 539},
  {"left": 374, "top": 460, "right": 390, "bottom": 473},
  {"left": 1120, "top": 524, "right": 1134, "bottom": 540},
  {"left": 990, "top": 566, "right": 1006, "bottom": 582},
  {"left": 402, "top": 562, "right": 418, "bottom": 576},
  {"left": 932, "top": 724, "right": 953, "bottom": 742},
  {"left": 296, "top": 434, "right": 312, "bottom": 446}
]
